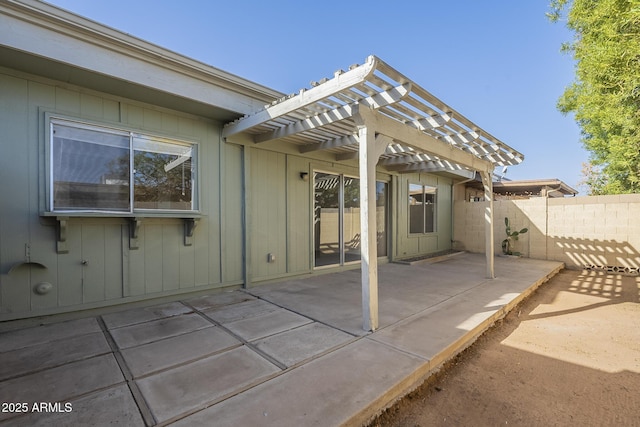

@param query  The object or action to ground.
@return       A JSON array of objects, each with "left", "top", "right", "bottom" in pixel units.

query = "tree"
[{"left": 548, "top": 0, "right": 640, "bottom": 194}]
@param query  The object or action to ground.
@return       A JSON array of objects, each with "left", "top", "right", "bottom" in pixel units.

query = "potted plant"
[{"left": 502, "top": 217, "right": 528, "bottom": 256}]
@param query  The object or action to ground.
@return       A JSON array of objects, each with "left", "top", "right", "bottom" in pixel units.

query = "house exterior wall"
[
  {"left": 244, "top": 147, "right": 367, "bottom": 283},
  {"left": 242, "top": 145, "right": 455, "bottom": 283},
  {"left": 0, "top": 67, "right": 244, "bottom": 320},
  {"left": 453, "top": 195, "right": 640, "bottom": 273},
  {"left": 0, "top": 65, "right": 458, "bottom": 319}
]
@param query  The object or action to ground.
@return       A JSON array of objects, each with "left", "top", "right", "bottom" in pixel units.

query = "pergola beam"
[
  {"left": 222, "top": 56, "right": 378, "bottom": 137},
  {"left": 335, "top": 151, "right": 358, "bottom": 161},
  {"left": 378, "top": 154, "right": 428, "bottom": 166},
  {"left": 253, "top": 83, "right": 411, "bottom": 144},
  {"left": 385, "top": 162, "right": 470, "bottom": 174},
  {"left": 384, "top": 161, "right": 439, "bottom": 172},
  {"left": 355, "top": 106, "right": 493, "bottom": 172}
]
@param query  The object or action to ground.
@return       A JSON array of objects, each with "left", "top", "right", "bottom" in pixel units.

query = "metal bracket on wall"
[
  {"left": 56, "top": 216, "right": 69, "bottom": 254},
  {"left": 129, "top": 217, "right": 143, "bottom": 250},
  {"left": 184, "top": 218, "right": 198, "bottom": 246}
]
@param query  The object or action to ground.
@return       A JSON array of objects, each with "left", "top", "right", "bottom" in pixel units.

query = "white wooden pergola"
[{"left": 223, "top": 56, "right": 524, "bottom": 331}]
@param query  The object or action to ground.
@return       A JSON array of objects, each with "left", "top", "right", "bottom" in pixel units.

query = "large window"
[
  {"left": 50, "top": 119, "right": 197, "bottom": 213},
  {"left": 409, "top": 183, "right": 436, "bottom": 234}
]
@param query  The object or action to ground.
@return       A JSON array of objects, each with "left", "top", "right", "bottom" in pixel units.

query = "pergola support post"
[
  {"left": 481, "top": 169, "right": 495, "bottom": 279},
  {"left": 356, "top": 115, "right": 391, "bottom": 332}
]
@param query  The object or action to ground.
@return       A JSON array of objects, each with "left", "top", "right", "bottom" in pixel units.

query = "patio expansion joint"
[
  {"left": 0, "top": 338, "right": 113, "bottom": 384},
  {"left": 240, "top": 289, "right": 362, "bottom": 338},
  {"left": 363, "top": 334, "right": 431, "bottom": 363},
  {"left": 154, "top": 367, "right": 288, "bottom": 427},
  {"left": 182, "top": 301, "right": 289, "bottom": 371},
  {"left": 0, "top": 379, "right": 134, "bottom": 426},
  {"left": 123, "top": 340, "right": 246, "bottom": 381},
  {"left": 151, "top": 336, "right": 363, "bottom": 426},
  {"left": 274, "top": 334, "right": 363, "bottom": 371},
  {"left": 96, "top": 316, "right": 157, "bottom": 427}
]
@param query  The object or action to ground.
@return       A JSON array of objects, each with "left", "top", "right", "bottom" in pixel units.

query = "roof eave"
[{"left": 1, "top": 0, "right": 282, "bottom": 116}]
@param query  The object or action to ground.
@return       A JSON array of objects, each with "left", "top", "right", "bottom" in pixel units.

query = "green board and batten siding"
[
  {"left": 245, "top": 149, "right": 312, "bottom": 283},
  {"left": 0, "top": 69, "right": 243, "bottom": 320},
  {"left": 1, "top": 67, "right": 455, "bottom": 320}
]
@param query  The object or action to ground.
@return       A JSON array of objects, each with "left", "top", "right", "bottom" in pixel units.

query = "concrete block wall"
[{"left": 453, "top": 194, "right": 640, "bottom": 272}]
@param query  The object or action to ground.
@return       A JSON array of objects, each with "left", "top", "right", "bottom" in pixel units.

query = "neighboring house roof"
[
  {"left": 467, "top": 177, "right": 578, "bottom": 198},
  {"left": 223, "top": 56, "right": 524, "bottom": 178}
]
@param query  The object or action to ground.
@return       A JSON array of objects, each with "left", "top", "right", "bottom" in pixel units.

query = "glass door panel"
[
  {"left": 376, "top": 181, "right": 388, "bottom": 257},
  {"left": 314, "top": 173, "right": 341, "bottom": 267},
  {"left": 343, "top": 176, "right": 361, "bottom": 263}
]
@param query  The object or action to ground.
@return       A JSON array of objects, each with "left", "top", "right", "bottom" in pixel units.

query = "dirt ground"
[{"left": 369, "top": 269, "right": 640, "bottom": 427}]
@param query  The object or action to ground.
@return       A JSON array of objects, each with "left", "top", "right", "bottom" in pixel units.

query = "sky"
[{"left": 44, "top": 0, "right": 589, "bottom": 192}]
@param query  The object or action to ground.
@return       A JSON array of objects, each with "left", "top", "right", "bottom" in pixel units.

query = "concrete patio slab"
[
  {"left": 109, "top": 312, "right": 212, "bottom": 349},
  {"left": 372, "top": 292, "right": 507, "bottom": 360},
  {"left": 121, "top": 326, "right": 241, "bottom": 378},
  {"left": 170, "top": 339, "right": 425, "bottom": 427},
  {"left": 0, "top": 354, "right": 124, "bottom": 423},
  {"left": 3, "top": 385, "right": 144, "bottom": 427},
  {"left": 0, "top": 331, "right": 110, "bottom": 381},
  {"left": 202, "top": 298, "right": 280, "bottom": 324},
  {"left": 185, "top": 291, "right": 256, "bottom": 311},
  {"left": 222, "top": 308, "right": 313, "bottom": 341},
  {"left": 250, "top": 254, "right": 562, "bottom": 338},
  {"left": 248, "top": 275, "right": 368, "bottom": 336},
  {"left": 252, "top": 322, "right": 355, "bottom": 368},
  {"left": 102, "top": 301, "right": 192, "bottom": 329},
  {"left": 136, "top": 345, "right": 281, "bottom": 423},
  {"left": 0, "top": 317, "right": 100, "bottom": 351},
  {"left": 0, "top": 253, "right": 564, "bottom": 426}
]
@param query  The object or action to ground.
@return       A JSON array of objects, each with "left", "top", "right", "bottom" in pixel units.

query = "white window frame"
[{"left": 48, "top": 117, "right": 198, "bottom": 215}]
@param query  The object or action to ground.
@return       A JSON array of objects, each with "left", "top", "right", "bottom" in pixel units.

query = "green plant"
[{"left": 501, "top": 217, "right": 528, "bottom": 256}]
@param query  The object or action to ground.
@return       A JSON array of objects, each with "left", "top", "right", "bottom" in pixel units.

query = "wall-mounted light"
[{"left": 300, "top": 172, "right": 309, "bottom": 181}]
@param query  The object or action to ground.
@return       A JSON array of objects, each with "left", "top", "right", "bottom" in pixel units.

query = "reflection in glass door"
[
  {"left": 343, "top": 176, "right": 361, "bottom": 263},
  {"left": 314, "top": 173, "right": 341, "bottom": 267},
  {"left": 376, "top": 182, "right": 388, "bottom": 257},
  {"left": 314, "top": 172, "right": 387, "bottom": 268}
]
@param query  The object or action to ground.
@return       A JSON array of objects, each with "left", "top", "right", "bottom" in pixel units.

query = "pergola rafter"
[
  {"left": 223, "top": 55, "right": 524, "bottom": 171},
  {"left": 298, "top": 135, "right": 358, "bottom": 153},
  {"left": 253, "top": 83, "right": 411, "bottom": 144}
]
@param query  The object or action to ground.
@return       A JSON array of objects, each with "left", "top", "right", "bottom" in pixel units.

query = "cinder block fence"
[{"left": 453, "top": 194, "right": 640, "bottom": 274}]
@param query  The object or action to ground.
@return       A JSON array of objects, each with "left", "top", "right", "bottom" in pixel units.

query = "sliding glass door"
[{"left": 314, "top": 172, "right": 387, "bottom": 268}]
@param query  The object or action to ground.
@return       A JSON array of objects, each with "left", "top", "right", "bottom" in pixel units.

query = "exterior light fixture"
[{"left": 300, "top": 172, "right": 309, "bottom": 181}]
